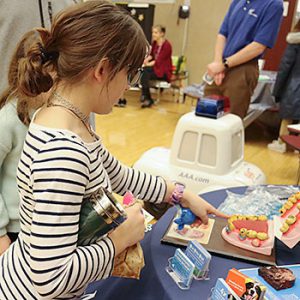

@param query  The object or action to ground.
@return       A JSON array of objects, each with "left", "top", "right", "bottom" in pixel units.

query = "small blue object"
[
  {"left": 166, "top": 248, "right": 195, "bottom": 290},
  {"left": 185, "top": 240, "right": 211, "bottom": 280},
  {"left": 195, "top": 97, "right": 224, "bottom": 119},
  {"left": 174, "top": 207, "right": 197, "bottom": 230}
]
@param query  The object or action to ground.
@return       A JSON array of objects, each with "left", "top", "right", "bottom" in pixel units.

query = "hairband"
[{"left": 39, "top": 45, "right": 59, "bottom": 64}]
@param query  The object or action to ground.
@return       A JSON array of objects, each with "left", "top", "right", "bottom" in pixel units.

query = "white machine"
[{"left": 134, "top": 112, "right": 266, "bottom": 195}]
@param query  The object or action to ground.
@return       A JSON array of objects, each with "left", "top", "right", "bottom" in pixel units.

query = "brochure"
[{"left": 210, "top": 278, "right": 239, "bottom": 300}]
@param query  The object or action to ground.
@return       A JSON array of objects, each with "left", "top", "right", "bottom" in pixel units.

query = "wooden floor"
[{"left": 95, "top": 89, "right": 299, "bottom": 186}]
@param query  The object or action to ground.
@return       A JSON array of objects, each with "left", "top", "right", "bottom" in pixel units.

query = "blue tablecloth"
[{"left": 86, "top": 186, "right": 300, "bottom": 300}]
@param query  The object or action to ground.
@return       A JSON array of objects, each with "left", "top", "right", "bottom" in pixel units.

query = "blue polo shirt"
[{"left": 220, "top": 0, "right": 283, "bottom": 58}]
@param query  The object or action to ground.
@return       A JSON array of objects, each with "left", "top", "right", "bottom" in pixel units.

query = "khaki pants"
[{"left": 204, "top": 60, "right": 259, "bottom": 118}]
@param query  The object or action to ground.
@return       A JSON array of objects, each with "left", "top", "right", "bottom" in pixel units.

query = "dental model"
[
  {"left": 221, "top": 214, "right": 274, "bottom": 255},
  {"left": 277, "top": 192, "right": 300, "bottom": 248}
]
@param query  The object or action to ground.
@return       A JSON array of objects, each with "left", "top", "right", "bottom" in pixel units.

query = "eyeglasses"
[{"left": 127, "top": 67, "right": 143, "bottom": 87}]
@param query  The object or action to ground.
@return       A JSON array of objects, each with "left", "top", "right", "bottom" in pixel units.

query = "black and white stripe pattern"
[{"left": 0, "top": 124, "right": 166, "bottom": 299}]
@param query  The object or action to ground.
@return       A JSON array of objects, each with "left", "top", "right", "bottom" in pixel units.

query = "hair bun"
[{"left": 18, "top": 55, "right": 53, "bottom": 97}]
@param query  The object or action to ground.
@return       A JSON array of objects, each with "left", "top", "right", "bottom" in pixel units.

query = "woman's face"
[
  {"left": 96, "top": 68, "right": 129, "bottom": 114},
  {"left": 152, "top": 27, "right": 164, "bottom": 42}
]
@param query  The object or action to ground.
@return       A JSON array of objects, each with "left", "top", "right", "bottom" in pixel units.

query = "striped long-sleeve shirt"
[{"left": 0, "top": 122, "right": 166, "bottom": 299}]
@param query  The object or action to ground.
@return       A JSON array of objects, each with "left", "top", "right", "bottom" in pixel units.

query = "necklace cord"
[{"left": 48, "top": 92, "right": 96, "bottom": 140}]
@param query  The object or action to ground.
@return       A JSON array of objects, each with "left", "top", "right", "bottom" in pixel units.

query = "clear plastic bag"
[{"left": 218, "top": 185, "right": 298, "bottom": 219}]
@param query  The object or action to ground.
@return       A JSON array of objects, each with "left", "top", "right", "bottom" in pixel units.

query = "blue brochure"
[
  {"left": 210, "top": 278, "right": 239, "bottom": 300},
  {"left": 166, "top": 248, "right": 195, "bottom": 290},
  {"left": 185, "top": 240, "right": 211, "bottom": 279},
  {"left": 240, "top": 264, "right": 300, "bottom": 300}
]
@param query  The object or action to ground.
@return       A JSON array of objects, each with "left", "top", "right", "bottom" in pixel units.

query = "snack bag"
[{"left": 112, "top": 242, "right": 145, "bottom": 279}]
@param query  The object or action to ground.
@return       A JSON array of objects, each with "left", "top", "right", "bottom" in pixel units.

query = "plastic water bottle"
[{"left": 202, "top": 72, "right": 214, "bottom": 85}]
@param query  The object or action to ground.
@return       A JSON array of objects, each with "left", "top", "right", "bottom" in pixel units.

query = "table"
[
  {"left": 86, "top": 186, "right": 300, "bottom": 300},
  {"left": 280, "top": 135, "right": 300, "bottom": 184},
  {"left": 287, "top": 124, "right": 300, "bottom": 135},
  {"left": 243, "top": 71, "right": 277, "bottom": 127}
]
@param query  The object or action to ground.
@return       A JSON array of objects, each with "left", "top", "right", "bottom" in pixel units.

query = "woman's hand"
[
  {"left": 109, "top": 203, "right": 145, "bottom": 256},
  {"left": 181, "top": 189, "right": 229, "bottom": 225},
  {"left": 143, "top": 55, "right": 153, "bottom": 66},
  {"left": 143, "top": 61, "right": 155, "bottom": 68},
  {"left": 0, "top": 234, "right": 11, "bottom": 256}
]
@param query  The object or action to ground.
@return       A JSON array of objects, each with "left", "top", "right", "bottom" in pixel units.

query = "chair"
[
  {"left": 280, "top": 134, "right": 300, "bottom": 184},
  {"left": 149, "top": 80, "right": 171, "bottom": 103},
  {"left": 170, "top": 55, "right": 189, "bottom": 102},
  {"left": 149, "top": 55, "right": 188, "bottom": 103}
]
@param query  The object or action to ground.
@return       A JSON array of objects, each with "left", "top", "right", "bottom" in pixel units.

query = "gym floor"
[{"left": 95, "top": 89, "right": 299, "bottom": 186}]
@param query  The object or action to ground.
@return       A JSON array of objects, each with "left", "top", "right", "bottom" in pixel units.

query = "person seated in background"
[
  {"left": 140, "top": 25, "right": 172, "bottom": 108},
  {"left": 268, "top": 20, "right": 300, "bottom": 153},
  {"left": 0, "top": 30, "right": 47, "bottom": 255}
]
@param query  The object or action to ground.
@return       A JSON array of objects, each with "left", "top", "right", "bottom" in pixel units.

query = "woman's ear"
[{"left": 93, "top": 59, "right": 110, "bottom": 83}]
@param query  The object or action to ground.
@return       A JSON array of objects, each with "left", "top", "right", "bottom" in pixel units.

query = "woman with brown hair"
[
  {"left": 268, "top": 19, "right": 300, "bottom": 153},
  {"left": 0, "top": 1, "right": 225, "bottom": 299},
  {"left": 0, "top": 30, "right": 46, "bottom": 256}
]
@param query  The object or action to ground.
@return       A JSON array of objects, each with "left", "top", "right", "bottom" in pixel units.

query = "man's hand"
[
  {"left": 207, "top": 61, "right": 225, "bottom": 77},
  {"left": 214, "top": 72, "right": 225, "bottom": 86},
  {"left": 0, "top": 234, "right": 11, "bottom": 256}
]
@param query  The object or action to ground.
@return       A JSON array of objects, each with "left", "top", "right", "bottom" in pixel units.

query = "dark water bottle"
[{"left": 78, "top": 187, "right": 127, "bottom": 245}]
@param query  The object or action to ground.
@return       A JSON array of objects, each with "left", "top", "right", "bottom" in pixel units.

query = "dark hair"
[
  {"left": 0, "top": 29, "right": 48, "bottom": 125},
  {"left": 17, "top": 0, "right": 149, "bottom": 98},
  {"left": 153, "top": 25, "right": 166, "bottom": 34},
  {"left": 292, "top": 19, "right": 300, "bottom": 32}
]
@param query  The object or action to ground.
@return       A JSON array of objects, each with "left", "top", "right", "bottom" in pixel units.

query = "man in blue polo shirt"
[{"left": 204, "top": 0, "right": 283, "bottom": 118}]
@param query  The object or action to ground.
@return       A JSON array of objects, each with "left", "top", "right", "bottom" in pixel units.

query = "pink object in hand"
[{"left": 123, "top": 191, "right": 135, "bottom": 205}]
